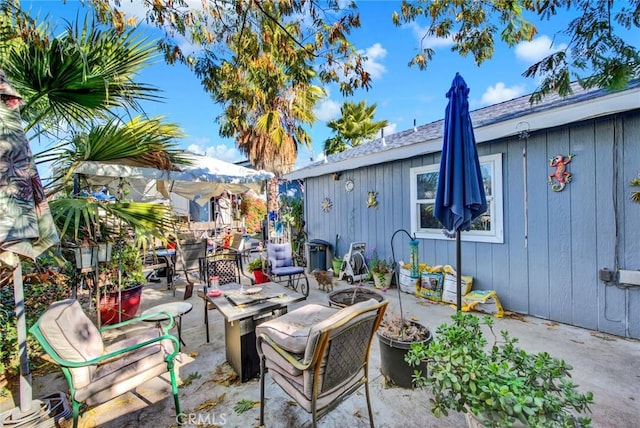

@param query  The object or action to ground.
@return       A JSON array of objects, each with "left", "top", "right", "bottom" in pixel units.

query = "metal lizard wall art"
[{"left": 548, "top": 154, "right": 574, "bottom": 192}]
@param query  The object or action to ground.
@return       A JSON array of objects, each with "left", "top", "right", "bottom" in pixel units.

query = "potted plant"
[
  {"left": 377, "top": 311, "right": 431, "bottom": 389},
  {"left": 96, "top": 240, "right": 146, "bottom": 325},
  {"left": 367, "top": 248, "right": 393, "bottom": 289},
  {"left": 406, "top": 312, "right": 594, "bottom": 427},
  {"left": 247, "top": 256, "right": 269, "bottom": 284},
  {"left": 374, "top": 228, "right": 432, "bottom": 389}
]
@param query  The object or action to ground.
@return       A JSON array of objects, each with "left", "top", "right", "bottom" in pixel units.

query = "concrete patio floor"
[{"left": 27, "top": 272, "right": 640, "bottom": 428}]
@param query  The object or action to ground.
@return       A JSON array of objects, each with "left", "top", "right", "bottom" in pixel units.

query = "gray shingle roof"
[{"left": 290, "top": 80, "right": 639, "bottom": 177}]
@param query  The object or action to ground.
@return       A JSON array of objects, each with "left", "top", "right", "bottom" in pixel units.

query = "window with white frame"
[{"left": 409, "top": 153, "right": 503, "bottom": 243}]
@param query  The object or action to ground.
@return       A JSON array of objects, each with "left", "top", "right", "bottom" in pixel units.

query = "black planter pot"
[{"left": 377, "top": 322, "right": 432, "bottom": 388}]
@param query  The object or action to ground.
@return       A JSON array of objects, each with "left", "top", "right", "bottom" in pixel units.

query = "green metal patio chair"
[{"left": 29, "top": 299, "right": 181, "bottom": 428}]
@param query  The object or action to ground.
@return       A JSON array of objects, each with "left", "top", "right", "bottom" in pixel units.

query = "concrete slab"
[{"left": 28, "top": 273, "right": 640, "bottom": 428}]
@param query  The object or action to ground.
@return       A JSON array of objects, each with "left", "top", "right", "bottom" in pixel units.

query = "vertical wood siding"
[{"left": 304, "top": 111, "right": 640, "bottom": 338}]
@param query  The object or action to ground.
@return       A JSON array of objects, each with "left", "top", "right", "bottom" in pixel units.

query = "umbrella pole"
[
  {"left": 456, "top": 232, "right": 462, "bottom": 312},
  {"left": 3, "top": 253, "right": 44, "bottom": 425},
  {"left": 12, "top": 258, "right": 33, "bottom": 413},
  {"left": 3, "top": 253, "right": 71, "bottom": 425}
]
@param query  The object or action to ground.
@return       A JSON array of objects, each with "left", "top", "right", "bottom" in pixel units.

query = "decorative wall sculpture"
[
  {"left": 367, "top": 191, "right": 378, "bottom": 208},
  {"left": 321, "top": 197, "right": 333, "bottom": 212},
  {"left": 548, "top": 154, "right": 574, "bottom": 192}
]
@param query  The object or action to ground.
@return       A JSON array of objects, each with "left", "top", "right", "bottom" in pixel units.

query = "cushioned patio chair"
[
  {"left": 29, "top": 299, "right": 181, "bottom": 428},
  {"left": 266, "top": 242, "right": 309, "bottom": 296},
  {"left": 196, "top": 253, "right": 254, "bottom": 343},
  {"left": 257, "top": 298, "right": 388, "bottom": 427}
]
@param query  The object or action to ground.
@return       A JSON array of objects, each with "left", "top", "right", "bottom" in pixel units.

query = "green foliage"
[
  {"left": 324, "top": 101, "right": 389, "bottom": 155},
  {"left": 406, "top": 313, "right": 594, "bottom": 427},
  {"left": 366, "top": 247, "right": 392, "bottom": 283},
  {"left": 233, "top": 399, "right": 259, "bottom": 414},
  {"left": 102, "top": 241, "right": 145, "bottom": 289},
  {"left": 280, "top": 195, "right": 304, "bottom": 232},
  {"left": 392, "top": 0, "right": 639, "bottom": 103},
  {"left": 631, "top": 178, "right": 640, "bottom": 204},
  {"left": 247, "top": 257, "right": 265, "bottom": 272},
  {"left": 178, "top": 371, "right": 201, "bottom": 388},
  {"left": 239, "top": 194, "right": 267, "bottom": 234},
  {"left": 88, "top": 0, "right": 370, "bottom": 96},
  {"left": 0, "top": 255, "right": 72, "bottom": 377}
]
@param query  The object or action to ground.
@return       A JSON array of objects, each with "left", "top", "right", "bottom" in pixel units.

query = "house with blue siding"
[{"left": 285, "top": 81, "right": 640, "bottom": 339}]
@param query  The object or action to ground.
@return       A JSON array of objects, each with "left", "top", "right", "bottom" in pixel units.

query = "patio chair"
[
  {"left": 29, "top": 299, "right": 181, "bottom": 428},
  {"left": 266, "top": 242, "right": 309, "bottom": 297},
  {"left": 174, "top": 238, "right": 207, "bottom": 299},
  {"left": 256, "top": 298, "right": 388, "bottom": 427},
  {"left": 196, "top": 253, "right": 254, "bottom": 343}
]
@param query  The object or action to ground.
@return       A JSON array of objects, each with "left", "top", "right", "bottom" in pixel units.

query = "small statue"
[{"left": 548, "top": 154, "right": 574, "bottom": 192}]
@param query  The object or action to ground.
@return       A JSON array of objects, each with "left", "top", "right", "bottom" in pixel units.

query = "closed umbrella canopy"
[
  {"left": 74, "top": 154, "right": 274, "bottom": 206},
  {"left": 434, "top": 73, "right": 487, "bottom": 311},
  {"left": 0, "top": 70, "right": 60, "bottom": 423}
]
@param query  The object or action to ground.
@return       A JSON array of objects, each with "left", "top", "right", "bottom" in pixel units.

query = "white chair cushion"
[
  {"left": 37, "top": 299, "right": 104, "bottom": 389},
  {"left": 256, "top": 304, "right": 338, "bottom": 354},
  {"left": 78, "top": 328, "right": 173, "bottom": 405}
]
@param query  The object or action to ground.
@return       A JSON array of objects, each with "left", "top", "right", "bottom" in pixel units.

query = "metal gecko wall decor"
[{"left": 548, "top": 154, "right": 574, "bottom": 192}]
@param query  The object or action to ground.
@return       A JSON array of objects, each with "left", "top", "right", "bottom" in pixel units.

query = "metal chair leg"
[{"left": 260, "top": 356, "right": 266, "bottom": 426}]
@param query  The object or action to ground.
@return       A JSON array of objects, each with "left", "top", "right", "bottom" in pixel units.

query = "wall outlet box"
[
  {"left": 599, "top": 268, "right": 613, "bottom": 282},
  {"left": 618, "top": 270, "right": 640, "bottom": 286}
]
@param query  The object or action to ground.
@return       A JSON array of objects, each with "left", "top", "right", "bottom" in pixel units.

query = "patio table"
[{"left": 141, "top": 301, "right": 193, "bottom": 351}]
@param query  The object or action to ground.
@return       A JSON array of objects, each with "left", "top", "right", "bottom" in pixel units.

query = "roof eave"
[{"left": 285, "top": 85, "right": 639, "bottom": 181}]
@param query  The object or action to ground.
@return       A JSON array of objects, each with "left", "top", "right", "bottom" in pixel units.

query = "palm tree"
[
  {"left": 1, "top": 6, "right": 189, "bottom": 245},
  {"left": 324, "top": 101, "right": 388, "bottom": 154},
  {"left": 198, "top": 12, "right": 322, "bottom": 176},
  {"left": 196, "top": 6, "right": 323, "bottom": 211}
]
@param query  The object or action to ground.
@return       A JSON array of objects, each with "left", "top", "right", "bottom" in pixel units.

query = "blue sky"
[{"left": 23, "top": 1, "right": 574, "bottom": 169}]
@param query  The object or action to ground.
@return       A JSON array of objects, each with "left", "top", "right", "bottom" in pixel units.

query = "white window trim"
[{"left": 410, "top": 153, "right": 504, "bottom": 244}]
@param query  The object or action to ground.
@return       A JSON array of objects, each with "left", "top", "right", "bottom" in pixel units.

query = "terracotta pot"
[{"left": 99, "top": 283, "right": 144, "bottom": 325}]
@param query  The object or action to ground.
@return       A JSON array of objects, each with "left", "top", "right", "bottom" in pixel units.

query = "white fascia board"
[{"left": 475, "top": 87, "right": 640, "bottom": 143}]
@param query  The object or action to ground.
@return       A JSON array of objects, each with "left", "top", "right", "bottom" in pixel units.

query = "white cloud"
[
  {"left": 186, "top": 142, "right": 243, "bottom": 162},
  {"left": 405, "top": 22, "right": 455, "bottom": 49},
  {"left": 515, "top": 35, "right": 567, "bottom": 63},
  {"left": 360, "top": 43, "right": 387, "bottom": 80},
  {"left": 313, "top": 98, "right": 341, "bottom": 122},
  {"left": 480, "top": 82, "right": 526, "bottom": 105}
]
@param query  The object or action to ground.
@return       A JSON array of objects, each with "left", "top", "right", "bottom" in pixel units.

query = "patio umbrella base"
[{"left": 1, "top": 392, "right": 71, "bottom": 428}]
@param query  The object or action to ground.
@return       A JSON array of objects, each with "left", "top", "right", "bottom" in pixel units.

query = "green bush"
[{"left": 406, "top": 313, "right": 594, "bottom": 427}]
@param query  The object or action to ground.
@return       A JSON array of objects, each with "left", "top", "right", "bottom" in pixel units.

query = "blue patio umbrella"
[{"left": 434, "top": 73, "right": 487, "bottom": 311}]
